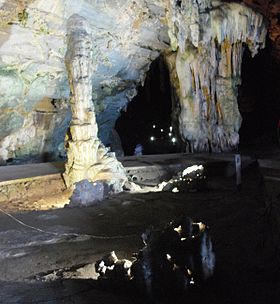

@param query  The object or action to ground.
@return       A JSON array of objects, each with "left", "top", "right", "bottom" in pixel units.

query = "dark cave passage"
[
  {"left": 238, "top": 38, "right": 280, "bottom": 148},
  {"left": 115, "top": 55, "right": 181, "bottom": 156}
]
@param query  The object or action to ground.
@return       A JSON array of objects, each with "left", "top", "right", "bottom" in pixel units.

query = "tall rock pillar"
[{"left": 63, "top": 14, "right": 127, "bottom": 199}]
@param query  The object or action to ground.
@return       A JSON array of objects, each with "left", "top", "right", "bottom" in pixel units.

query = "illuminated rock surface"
[
  {"left": 0, "top": 0, "right": 168, "bottom": 162},
  {"left": 63, "top": 14, "right": 127, "bottom": 193},
  {"left": 166, "top": 0, "right": 267, "bottom": 151},
  {"left": 0, "top": 0, "right": 269, "bottom": 162},
  {"left": 95, "top": 217, "right": 215, "bottom": 297}
]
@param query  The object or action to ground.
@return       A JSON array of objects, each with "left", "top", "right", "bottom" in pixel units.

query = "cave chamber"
[{"left": 115, "top": 55, "right": 182, "bottom": 156}]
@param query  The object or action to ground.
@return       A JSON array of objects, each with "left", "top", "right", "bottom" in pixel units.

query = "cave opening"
[
  {"left": 238, "top": 38, "right": 280, "bottom": 150},
  {"left": 115, "top": 55, "right": 181, "bottom": 156}
]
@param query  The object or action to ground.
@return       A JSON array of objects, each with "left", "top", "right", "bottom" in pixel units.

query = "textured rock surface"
[
  {"left": 63, "top": 14, "right": 127, "bottom": 192},
  {"left": 0, "top": 0, "right": 268, "bottom": 161},
  {"left": 166, "top": 0, "right": 266, "bottom": 152},
  {"left": 0, "top": 0, "right": 168, "bottom": 162},
  {"left": 242, "top": 0, "right": 280, "bottom": 62}
]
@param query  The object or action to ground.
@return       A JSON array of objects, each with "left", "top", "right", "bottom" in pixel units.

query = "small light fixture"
[
  {"left": 150, "top": 136, "right": 155, "bottom": 141},
  {"left": 171, "top": 137, "right": 176, "bottom": 143},
  {"left": 168, "top": 132, "right": 172, "bottom": 137},
  {"left": 152, "top": 125, "right": 156, "bottom": 129}
]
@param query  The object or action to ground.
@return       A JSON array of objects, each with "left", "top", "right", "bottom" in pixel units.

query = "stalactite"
[
  {"left": 63, "top": 14, "right": 127, "bottom": 197},
  {"left": 166, "top": 0, "right": 267, "bottom": 152}
]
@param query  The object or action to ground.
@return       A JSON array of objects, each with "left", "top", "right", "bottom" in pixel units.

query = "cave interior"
[{"left": 0, "top": 0, "right": 280, "bottom": 303}]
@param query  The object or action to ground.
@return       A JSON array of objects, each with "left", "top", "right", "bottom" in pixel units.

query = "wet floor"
[{"left": 0, "top": 164, "right": 280, "bottom": 303}]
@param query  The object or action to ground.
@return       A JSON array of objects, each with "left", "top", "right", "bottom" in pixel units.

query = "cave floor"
[
  {"left": 1, "top": 150, "right": 280, "bottom": 213},
  {"left": 0, "top": 163, "right": 280, "bottom": 303}
]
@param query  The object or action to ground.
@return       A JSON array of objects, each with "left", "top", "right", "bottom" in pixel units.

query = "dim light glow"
[
  {"left": 166, "top": 254, "right": 172, "bottom": 261},
  {"left": 182, "top": 165, "right": 204, "bottom": 176},
  {"left": 174, "top": 225, "right": 182, "bottom": 235}
]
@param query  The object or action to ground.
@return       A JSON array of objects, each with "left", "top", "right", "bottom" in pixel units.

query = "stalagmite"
[
  {"left": 63, "top": 14, "right": 127, "bottom": 202},
  {"left": 166, "top": 0, "right": 267, "bottom": 152}
]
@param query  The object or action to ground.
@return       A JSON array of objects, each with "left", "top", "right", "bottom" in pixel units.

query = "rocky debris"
[
  {"left": 125, "top": 164, "right": 207, "bottom": 194},
  {"left": 95, "top": 251, "right": 132, "bottom": 281},
  {"left": 162, "top": 164, "right": 207, "bottom": 192},
  {"left": 68, "top": 180, "right": 111, "bottom": 207},
  {"left": 95, "top": 216, "right": 215, "bottom": 299}
]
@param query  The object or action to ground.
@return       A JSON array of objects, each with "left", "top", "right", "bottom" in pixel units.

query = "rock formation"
[
  {"left": 0, "top": 0, "right": 271, "bottom": 162},
  {"left": 95, "top": 216, "right": 215, "bottom": 298},
  {"left": 0, "top": 0, "right": 167, "bottom": 163},
  {"left": 242, "top": 0, "right": 280, "bottom": 62},
  {"left": 166, "top": 0, "right": 267, "bottom": 152},
  {"left": 63, "top": 14, "right": 127, "bottom": 193}
]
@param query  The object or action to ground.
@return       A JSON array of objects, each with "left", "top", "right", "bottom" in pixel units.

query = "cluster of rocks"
[
  {"left": 162, "top": 164, "right": 207, "bottom": 193},
  {"left": 95, "top": 216, "right": 215, "bottom": 300}
]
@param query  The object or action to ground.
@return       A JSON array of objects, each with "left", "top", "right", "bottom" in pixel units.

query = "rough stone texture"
[
  {"left": 0, "top": 0, "right": 168, "bottom": 162},
  {"left": 0, "top": 176, "right": 68, "bottom": 210},
  {"left": 166, "top": 0, "right": 266, "bottom": 152},
  {"left": 242, "top": 0, "right": 280, "bottom": 62},
  {"left": 69, "top": 180, "right": 110, "bottom": 207},
  {"left": 63, "top": 14, "right": 127, "bottom": 192},
  {"left": 0, "top": 0, "right": 268, "bottom": 160}
]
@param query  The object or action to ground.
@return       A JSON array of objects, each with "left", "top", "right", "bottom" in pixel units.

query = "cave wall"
[
  {"left": 0, "top": 0, "right": 272, "bottom": 162},
  {"left": 0, "top": 0, "right": 168, "bottom": 163}
]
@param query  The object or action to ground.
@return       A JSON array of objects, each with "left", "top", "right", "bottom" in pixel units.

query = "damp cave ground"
[{"left": 0, "top": 162, "right": 280, "bottom": 303}]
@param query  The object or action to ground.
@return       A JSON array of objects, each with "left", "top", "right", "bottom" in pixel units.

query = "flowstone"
[
  {"left": 166, "top": 0, "right": 267, "bottom": 152},
  {"left": 63, "top": 14, "right": 127, "bottom": 199}
]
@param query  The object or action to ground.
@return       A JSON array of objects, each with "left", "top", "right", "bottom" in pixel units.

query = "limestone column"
[{"left": 63, "top": 14, "right": 127, "bottom": 194}]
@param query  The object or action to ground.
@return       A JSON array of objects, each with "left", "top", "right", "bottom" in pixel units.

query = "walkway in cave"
[{"left": 0, "top": 163, "right": 280, "bottom": 303}]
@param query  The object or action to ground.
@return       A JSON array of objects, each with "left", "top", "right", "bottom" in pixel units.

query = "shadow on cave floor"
[{"left": 0, "top": 163, "right": 280, "bottom": 303}]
